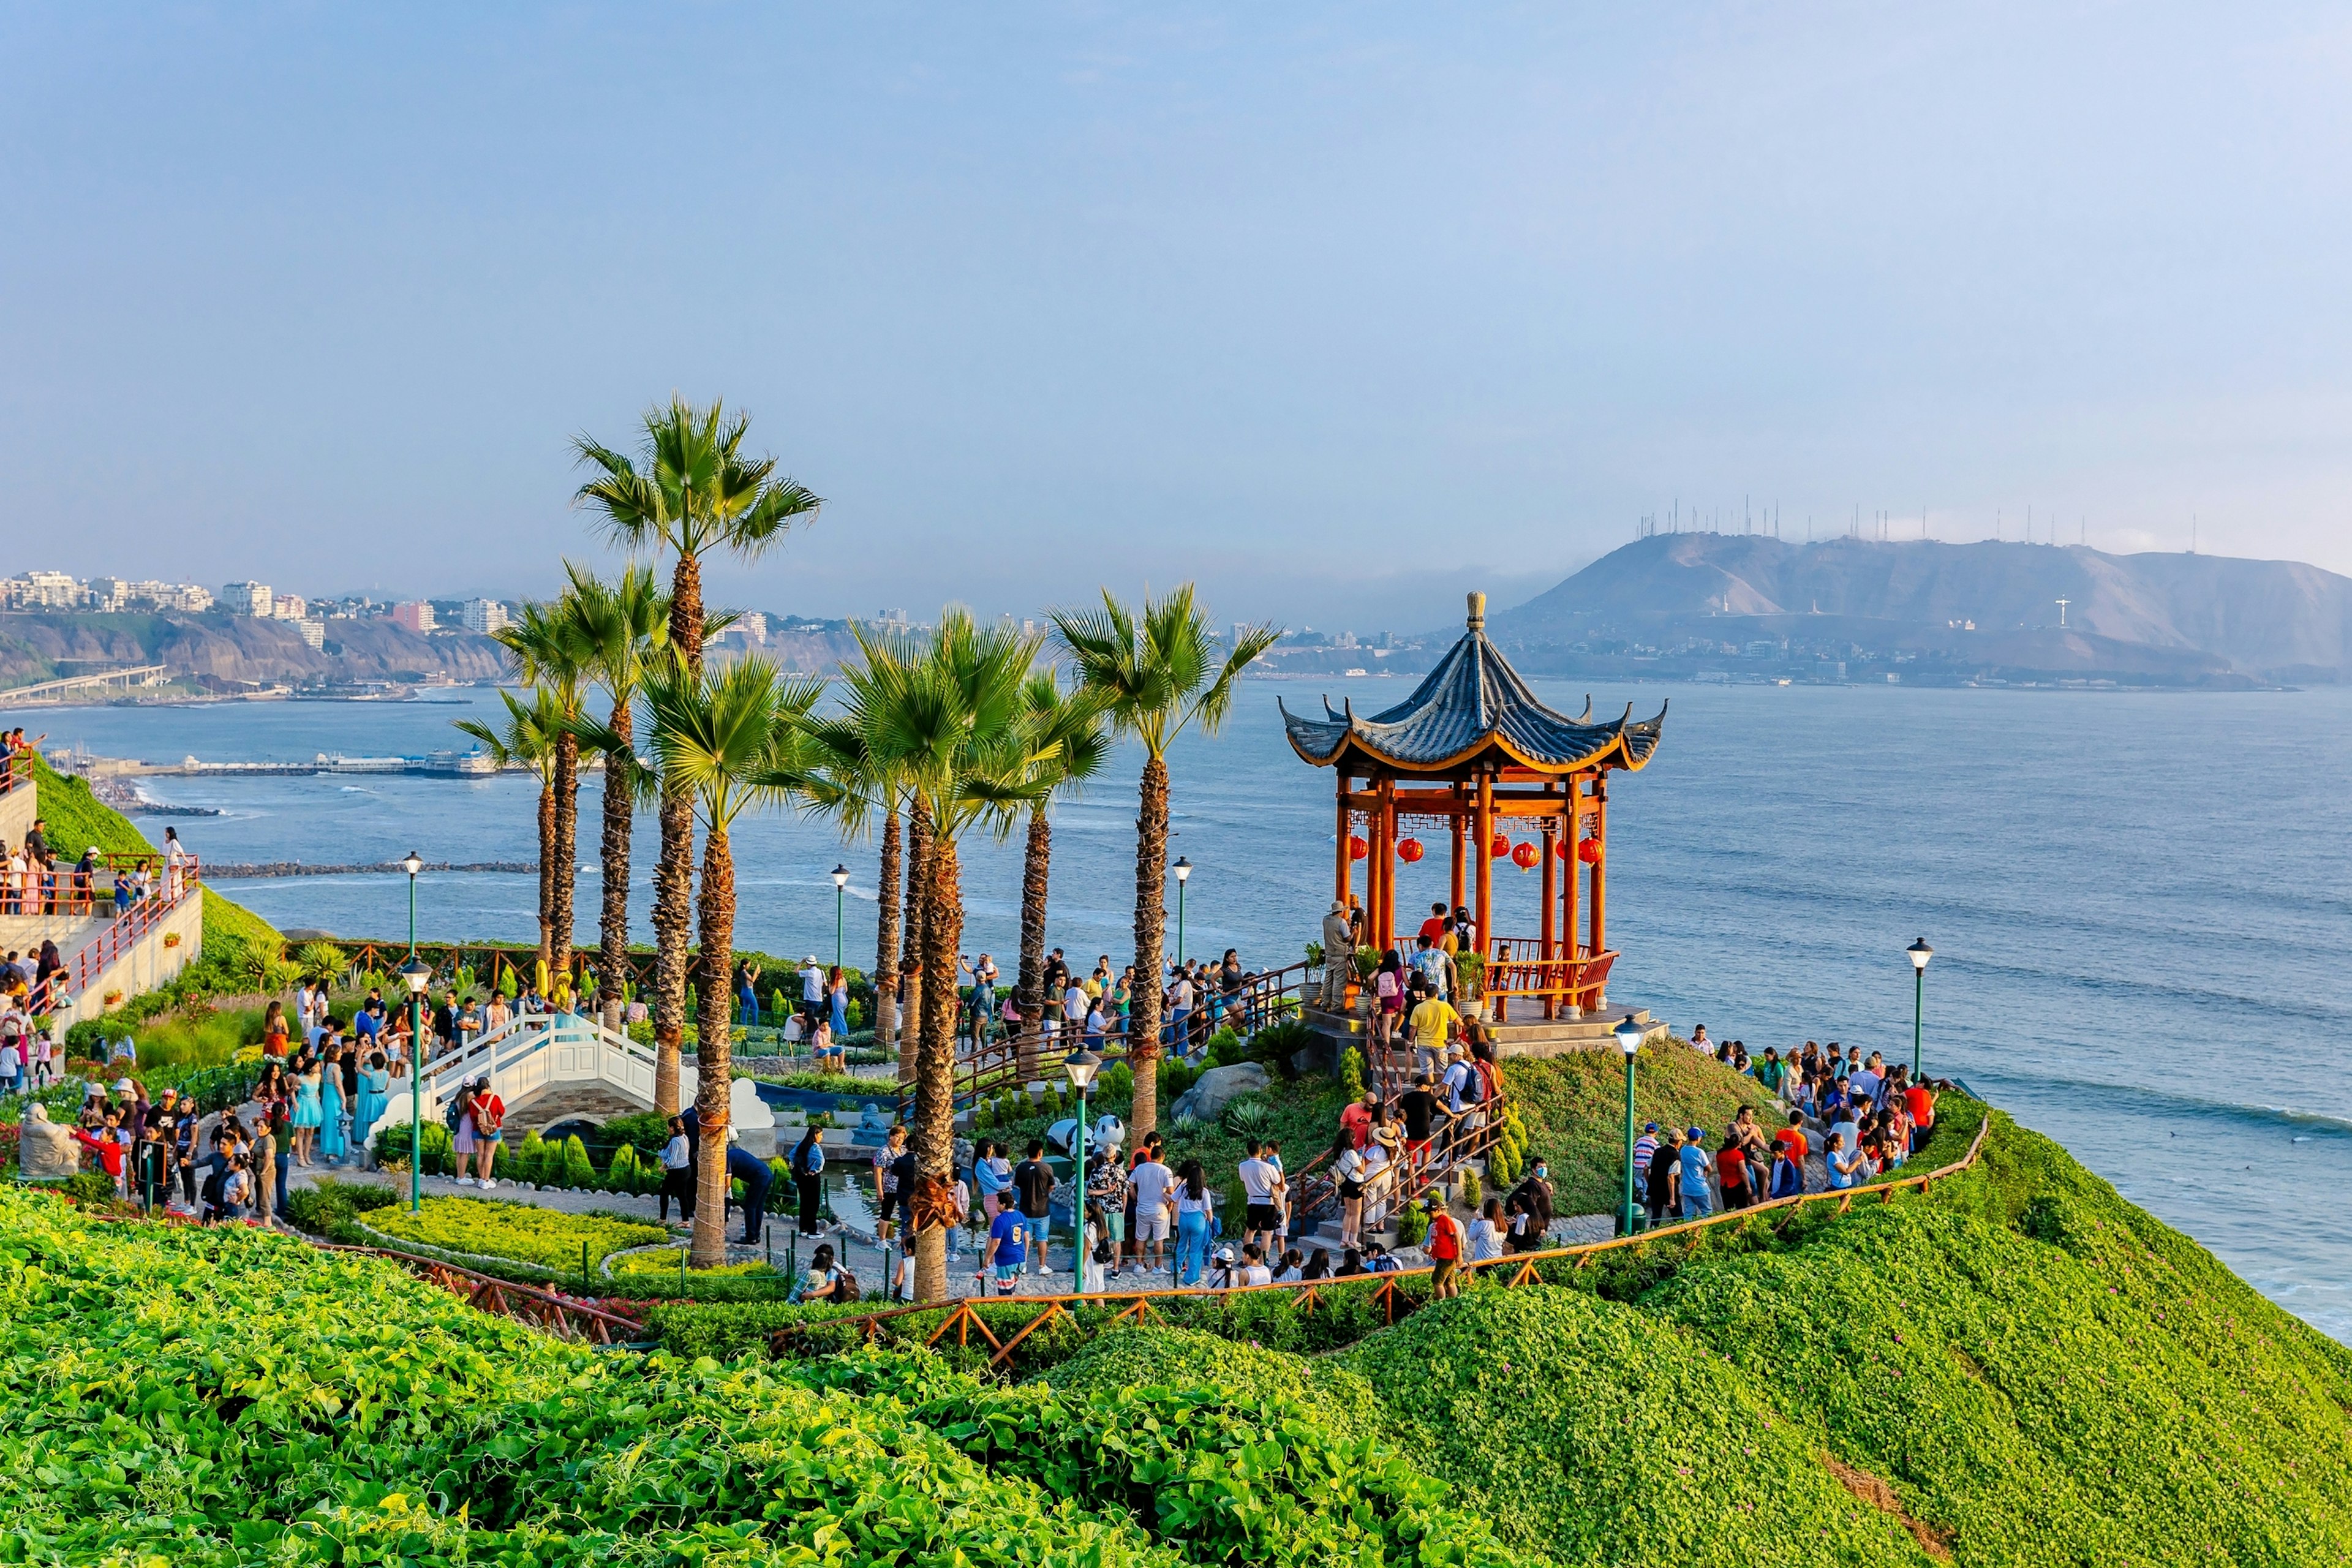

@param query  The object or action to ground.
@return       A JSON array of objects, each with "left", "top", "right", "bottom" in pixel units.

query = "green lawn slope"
[
  {"left": 23, "top": 752, "right": 282, "bottom": 954},
  {"left": 1042, "top": 1110, "right": 2352, "bottom": 1566},
  {"left": 1504, "top": 1041, "right": 1777, "bottom": 1216}
]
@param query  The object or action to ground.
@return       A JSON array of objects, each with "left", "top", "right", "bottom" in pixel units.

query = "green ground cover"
[{"left": 364, "top": 1194, "right": 669, "bottom": 1270}]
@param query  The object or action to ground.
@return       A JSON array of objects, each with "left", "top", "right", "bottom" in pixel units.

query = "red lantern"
[
  {"left": 1577, "top": 835, "right": 1603, "bottom": 864},
  {"left": 1349, "top": 834, "right": 1368, "bottom": 861},
  {"left": 1510, "top": 840, "right": 1540, "bottom": 871},
  {"left": 1397, "top": 837, "right": 1425, "bottom": 863},
  {"left": 1489, "top": 832, "right": 1510, "bottom": 859},
  {"left": 1553, "top": 839, "right": 1571, "bottom": 860}
]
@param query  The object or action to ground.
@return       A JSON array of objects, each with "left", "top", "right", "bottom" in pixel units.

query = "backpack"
[
  {"left": 832, "top": 1268, "right": 861, "bottom": 1303},
  {"left": 1457, "top": 1062, "right": 1485, "bottom": 1106},
  {"left": 1474, "top": 1059, "right": 1501, "bottom": 1104},
  {"left": 1092, "top": 1227, "right": 1113, "bottom": 1265}
]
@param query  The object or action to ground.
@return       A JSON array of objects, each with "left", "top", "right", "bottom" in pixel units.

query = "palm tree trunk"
[
  {"left": 551, "top": 728, "right": 579, "bottom": 995},
  {"left": 1015, "top": 806, "right": 1050, "bottom": 1084},
  {"left": 654, "top": 554, "right": 706, "bottom": 1116},
  {"left": 872, "top": 805, "right": 902, "bottom": 1049},
  {"left": 535, "top": 780, "right": 557, "bottom": 971},
  {"left": 898, "top": 798, "right": 931, "bottom": 1086},
  {"left": 652, "top": 788, "right": 693, "bottom": 1115},
  {"left": 1128, "top": 755, "right": 1169, "bottom": 1141},
  {"left": 913, "top": 827, "right": 961, "bottom": 1301},
  {"left": 597, "top": 698, "right": 633, "bottom": 1033},
  {"left": 690, "top": 823, "right": 737, "bottom": 1268}
]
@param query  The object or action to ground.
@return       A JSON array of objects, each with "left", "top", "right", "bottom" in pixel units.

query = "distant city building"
[
  {"left": 1335, "top": 630, "right": 1359, "bottom": 650},
  {"left": 461, "top": 598, "right": 509, "bottom": 635},
  {"left": 2, "top": 570, "right": 83, "bottom": 609},
  {"left": 393, "top": 600, "right": 437, "bottom": 633},
  {"left": 876, "top": 608, "right": 909, "bottom": 630},
  {"left": 272, "top": 594, "right": 307, "bottom": 620},
  {"left": 86, "top": 576, "right": 127, "bottom": 611},
  {"left": 739, "top": 611, "right": 767, "bottom": 644},
  {"left": 298, "top": 618, "right": 325, "bottom": 650},
  {"left": 125, "top": 580, "right": 213, "bottom": 612},
  {"left": 222, "top": 581, "right": 273, "bottom": 616}
]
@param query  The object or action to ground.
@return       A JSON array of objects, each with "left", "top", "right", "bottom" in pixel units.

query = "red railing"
[
  {"left": 51, "top": 853, "right": 202, "bottom": 1007},
  {"left": 1482, "top": 936, "right": 1615, "bottom": 1020},
  {"left": 0, "top": 752, "right": 29, "bottom": 798}
]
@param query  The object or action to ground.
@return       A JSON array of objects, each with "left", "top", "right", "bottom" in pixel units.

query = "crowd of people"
[{"left": 1632, "top": 1035, "right": 1942, "bottom": 1223}]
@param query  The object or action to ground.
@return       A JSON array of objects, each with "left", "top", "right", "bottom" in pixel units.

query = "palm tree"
[
  {"left": 641, "top": 653, "right": 822, "bottom": 1266},
  {"left": 454, "top": 689, "right": 564, "bottom": 959},
  {"left": 561, "top": 561, "right": 670, "bottom": 1036},
  {"left": 573, "top": 398, "right": 821, "bottom": 1113},
  {"left": 848, "top": 611, "right": 1050, "bottom": 1299},
  {"left": 1050, "top": 587, "right": 1279, "bottom": 1140},
  {"left": 1013, "top": 670, "right": 1111, "bottom": 1081},
  {"left": 494, "top": 600, "right": 595, "bottom": 983}
]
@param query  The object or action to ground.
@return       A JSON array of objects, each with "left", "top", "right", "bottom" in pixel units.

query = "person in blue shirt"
[
  {"left": 725, "top": 1140, "right": 773, "bottom": 1245},
  {"left": 1825, "top": 1131, "right": 1863, "bottom": 1190},
  {"left": 987, "top": 1200, "right": 1029, "bottom": 1295},
  {"left": 1676, "top": 1128, "right": 1714, "bottom": 1219},
  {"left": 1769, "top": 1147, "right": 1804, "bottom": 1199}
]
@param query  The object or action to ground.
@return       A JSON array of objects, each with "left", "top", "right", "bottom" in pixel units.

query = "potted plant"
[
  {"left": 1351, "top": 944, "right": 1380, "bottom": 1016},
  {"left": 1456, "top": 951, "right": 1487, "bottom": 1020},
  {"left": 163, "top": 931, "right": 181, "bottom": 949}
]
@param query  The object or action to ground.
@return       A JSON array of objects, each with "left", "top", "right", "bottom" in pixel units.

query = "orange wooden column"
[
  {"left": 1538, "top": 788, "right": 1559, "bottom": 1020},
  {"left": 1448, "top": 786, "right": 1466, "bottom": 913},
  {"left": 1589, "top": 774, "right": 1608, "bottom": 1008},
  {"left": 1562, "top": 778, "right": 1583, "bottom": 1014},
  {"left": 1374, "top": 775, "right": 1398, "bottom": 951},
  {"left": 1334, "top": 771, "right": 1352, "bottom": 909},
  {"left": 1473, "top": 770, "right": 1494, "bottom": 981}
]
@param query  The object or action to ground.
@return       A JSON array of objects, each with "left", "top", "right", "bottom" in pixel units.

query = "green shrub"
[
  {"left": 1250, "top": 1016, "right": 1313, "bottom": 1074},
  {"left": 1205, "top": 1026, "right": 1245, "bottom": 1066},
  {"left": 1339, "top": 1044, "right": 1366, "bottom": 1102},
  {"left": 372, "top": 1118, "right": 453, "bottom": 1175},
  {"left": 1459, "top": 1170, "right": 1482, "bottom": 1210},
  {"left": 560, "top": 1133, "right": 597, "bottom": 1190},
  {"left": 512, "top": 1128, "right": 549, "bottom": 1185},
  {"left": 1395, "top": 1202, "right": 1429, "bottom": 1247},
  {"left": 605, "top": 1143, "right": 642, "bottom": 1193},
  {"left": 1218, "top": 1094, "right": 1276, "bottom": 1142}
]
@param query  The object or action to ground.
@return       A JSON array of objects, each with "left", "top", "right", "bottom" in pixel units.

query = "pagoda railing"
[{"left": 1482, "top": 937, "right": 1615, "bottom": 1020}]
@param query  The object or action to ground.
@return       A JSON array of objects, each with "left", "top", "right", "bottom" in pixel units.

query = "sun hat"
[{"left": 114, "top": 1077, "right": 136, "bottom": 1093}]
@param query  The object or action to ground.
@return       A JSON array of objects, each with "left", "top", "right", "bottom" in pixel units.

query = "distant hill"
[
  {"left": 1490, "top": 535, "right": 2352, "bottom": 684},
  {"left": 0, "top": 609, "right": 508, "bottom": 690}
]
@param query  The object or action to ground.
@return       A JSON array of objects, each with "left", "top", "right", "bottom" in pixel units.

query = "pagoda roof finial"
[{"left": 1466, "top": 590, "right": 1486, "bottom": 631}]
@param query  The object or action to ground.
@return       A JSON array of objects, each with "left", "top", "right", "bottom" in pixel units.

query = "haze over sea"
[{"left": 35, "top": 680, "right": 2352, "bottom": 1341}]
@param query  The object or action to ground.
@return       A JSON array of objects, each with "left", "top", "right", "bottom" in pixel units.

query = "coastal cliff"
[{"left": 0, "top": 610, "right": 510, "bottom": 688}]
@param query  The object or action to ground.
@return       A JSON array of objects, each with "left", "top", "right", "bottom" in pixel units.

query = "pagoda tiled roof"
[{"left": 1280, "top": 594, "right": 1665, "bottom": 775}]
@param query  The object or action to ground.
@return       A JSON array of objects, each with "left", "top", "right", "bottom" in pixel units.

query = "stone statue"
[{"left": 18, "top": 1104, "right": 80, "bottom": 1182}]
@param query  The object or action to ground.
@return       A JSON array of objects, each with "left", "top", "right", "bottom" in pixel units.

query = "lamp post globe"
[
  {"left": 398, "top": 954, "right": 432, "bottom": 1212},
  {"left": 1907, "top": 938, "right": 1933, "bottom": 1079},
  {"left": 1613, "top": 1014, "right": 1645, "bottom": 1237}
]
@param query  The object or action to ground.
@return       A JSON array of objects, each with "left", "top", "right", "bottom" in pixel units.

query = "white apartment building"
[
  {"left": 222, "top": 581, "right": 273, "bottom": 616},
  {"left": 272, "top": 594, "right": 307, "bottom": 620},
  {"left": 393, "top": 601, "right": 437, "bottom": 633},
  {"left": 2, "top": 570, "right": 83, "bottom": 609},
  {"left": 298, "top": 619, "right": 325, "bottom": 649},
  {"left": 461, "top": 598, "right": 508, "bottom": 635}
]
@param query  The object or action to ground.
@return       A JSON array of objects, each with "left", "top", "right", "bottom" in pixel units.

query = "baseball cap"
[
  {"left": 1685, "top": 1126, "right": 1706, "bottom": 1142},
  {"left": 1643, "top": 1121, "right": 1658, "bottom": 1134}
]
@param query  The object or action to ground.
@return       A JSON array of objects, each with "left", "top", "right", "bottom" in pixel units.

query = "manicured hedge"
[{"left": 365, "top": 1194, "right": 667, "bottom": 1270}]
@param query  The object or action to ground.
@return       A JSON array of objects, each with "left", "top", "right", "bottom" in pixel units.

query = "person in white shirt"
[
  {"left": 800, "top": 957, "right": 825, "bottom": 1021},
  {"left": 1236, "top": 1142, "right": 1283, "bottom": 1256},
  {"left": 1469, "top": 1197, "right": 1508, "bottom": 1262},
  {"left": 1063, "top": 981, "right": 1087, "bottom": 1030},
  {"left": 1128, "top": 1149, "right": 1174, "bottom": 1275},
  {"left": 1237, "top": 1242, "right": 1273, "bottom": 1287}
]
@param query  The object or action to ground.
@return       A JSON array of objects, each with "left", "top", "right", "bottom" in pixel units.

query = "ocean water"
[{"left": 22, "top": 679, "right": 2352, "bottom": 1341}]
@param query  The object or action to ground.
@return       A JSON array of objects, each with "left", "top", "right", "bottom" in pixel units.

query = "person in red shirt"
[
  {"left": 471, "top": 1076, "right": 507, "bottom": 1187},
  {"left": 1773, "top": 1109, "right": 1810, "bottom": 1167},
  {"left": 1338, "top": 1092, "right": 1374, "bottom": 1152},
  {"left": 1715, "top": 1141, "right": 1751, "bottom": 1208},
  {"left": 72, "top": 1114, "right": 129, "bottom": 1196},
  {"left": 1904, "top": 1084, "right": 1935, "bottom": 1155},
  {"left": 1422, "top": 1195, "right": 1466, "bottom": 1298},
  {"left": 1415, "top": 902, "right": 1450, "bottom": 946}
]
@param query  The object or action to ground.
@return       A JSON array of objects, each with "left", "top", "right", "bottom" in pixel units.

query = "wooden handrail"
[{"left": 766, "top": 1110, "right": 1994, "bottom": 1361}]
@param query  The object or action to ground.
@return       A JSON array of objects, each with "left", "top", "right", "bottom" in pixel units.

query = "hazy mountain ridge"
[
  {"left": 1493, "top": 535, "right": 2352, "bottom": 680},
  {"left": 0, "top": 611, "right": 509, "bottom": 688}
]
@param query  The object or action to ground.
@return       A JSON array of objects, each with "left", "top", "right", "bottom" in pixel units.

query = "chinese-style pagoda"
[{"left": 1281, "top": 591, "right": 1665, "bottom": 1022}]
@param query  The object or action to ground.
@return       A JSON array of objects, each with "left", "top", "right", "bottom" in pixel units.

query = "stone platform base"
[{"left": 1300, "top": 1003, "right": 1668, "bottom": 1061}]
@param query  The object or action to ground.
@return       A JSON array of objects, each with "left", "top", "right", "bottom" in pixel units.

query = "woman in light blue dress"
[
  {"left": 289, "top": 1054, "right": 324, "bottom": 1166},
  {"left": 318, "top": 1043, "right": 348, "bottom": 1163},
  {"left": 352, "top": 1050, "right": 390, "bottom": 1166},
  {"left": 829, "top": 968, "right": 850, "bottom": 1040}
]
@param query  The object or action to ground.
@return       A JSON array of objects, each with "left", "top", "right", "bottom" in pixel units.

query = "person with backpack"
[
  {"left": 790, "top": 1124, "right": 826, "bottom": 1237},
  {"left": 1423, "top": 1194, "right": 1468, "bottom": 1298}
]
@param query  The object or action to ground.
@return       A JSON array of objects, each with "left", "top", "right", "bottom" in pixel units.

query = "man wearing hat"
[
  {"left": 799, "top": 957, "right": 826, "bottom": 1025},
  {"left": 1321, "top": 900, "right": 1354, "bottom": 1008},
  {"left": 1677, "top": 1126, "right": 1715, "bottom": 1219}
]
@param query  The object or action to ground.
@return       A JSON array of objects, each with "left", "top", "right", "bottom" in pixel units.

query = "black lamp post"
[
  {"left": 1613, "top": 1014, "right": 1646, "bottom": 1236},
  {"left": 831, "top": 864, "right": 850, "bottom": 971},
  {"left": 1063, "top": 1047, "right": 1101, "bottom": 1291},
  {"left": 1172, "top": 856, "right": 1192, "bottom": 965},
  {"left": 1907, "top": 938, "right": 1934, "bottom": 1079}
]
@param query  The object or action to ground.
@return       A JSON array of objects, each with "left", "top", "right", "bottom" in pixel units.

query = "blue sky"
[{"left": 5, "top": 3, "right": 2350, "bottom": 631}]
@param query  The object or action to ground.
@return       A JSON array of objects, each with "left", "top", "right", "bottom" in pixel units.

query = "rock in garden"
[{"left": 1170, "top": 1063, "right": 1270, "bottom": 1125}]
